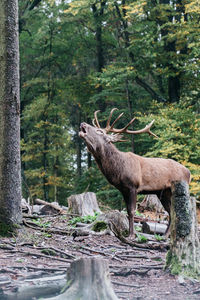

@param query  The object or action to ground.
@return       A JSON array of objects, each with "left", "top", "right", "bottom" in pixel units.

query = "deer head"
[{"left": 79, "top": 108, "right": 158, "bottom": 154}]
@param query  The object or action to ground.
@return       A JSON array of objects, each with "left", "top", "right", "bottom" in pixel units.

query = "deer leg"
[
  {"left": 125, "top": 188, "right": 137, "bottom": 238},
  {"left": 159, "top": 188, "right": 171, "bottom": 238}
]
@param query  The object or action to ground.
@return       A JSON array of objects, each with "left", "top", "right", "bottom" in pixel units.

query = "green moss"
[
  {"left": 0, "top": 222, "right": 20, "bottom": 237},
  {"left": 165, "top": 250, "right": 182, "bottom": 275},
  {"left": 41, "top": 249, "right": 56, "bottom": 256},
  {"left": 166, "top": 250, "right": 200, "bottom": 279},
  {"left": 122, "top": 229, "right": 129, "bottom": 237},
  {"left": 92, "top": 221, "right": 107, "bottom": 232}
]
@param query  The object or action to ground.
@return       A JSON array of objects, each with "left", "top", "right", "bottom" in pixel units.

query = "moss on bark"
[
  {"left": 0, "top": 221, "right": 21, "bottom": 237},
  {"left": 166, "top": 181, "right": 200, "bottom": 278}
]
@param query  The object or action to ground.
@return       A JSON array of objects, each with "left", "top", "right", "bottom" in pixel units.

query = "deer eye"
[{"left": 96, "top": 129, "right": 104, "bottom": 135}]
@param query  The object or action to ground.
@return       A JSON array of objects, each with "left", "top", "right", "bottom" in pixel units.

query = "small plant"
[
  {"left": 135, "top": 225, "right": 142, "bottom": 232},
  {"left": 16, "top": 258, "right": 24, "bottom": 263},
  {"left": 136, "top": 233, "right": 148, "bottom": 243},
  {"left": 69, "top": 212, "right": 99, "bottom": 226},
  {"left": 154, "top": 234, "right": 164, "bottom": 241},
  {"left": 32, "top": 218, "right": 51, "bottom": 228},
  {"left": 135, "top": 210, "right": 143, "bottom": 217}
]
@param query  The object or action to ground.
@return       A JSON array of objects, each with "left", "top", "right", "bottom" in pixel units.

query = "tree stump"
[
  {"left": 49, "top": 257, "right": 119, "bottom": 300},
  {"left": 166, "top": 181, "right": 200, "bottom": 276},
  {"left": 139, "top": 194, "right": 164, "bottom": 213},
  {"left": 67, "top": 192, "right": 101, "bottom": 216}
]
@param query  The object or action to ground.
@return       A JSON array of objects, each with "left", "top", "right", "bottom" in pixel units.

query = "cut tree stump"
[
  {"left": 49, "top": 257, "right": 119, "bottom": 300},
  {"left": 72, "top": 210, "right": 129, "bottom": 238},
  {"left": 166, "top": 181, "right": 200, "bottom": 276},
  {"left": 139, "top": 194, "right": 164, "bottom": 213},
  {"left": 67, "top": 192, "right": 101, "bottom": 216}
]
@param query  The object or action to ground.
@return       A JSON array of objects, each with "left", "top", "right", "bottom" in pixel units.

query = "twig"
[
  {"left": 111, "top": 280, "right": 142, "bottom": 288},
  {"left": 11, "top": 265, "right": 67, "bottom": 273},
  {"left": 10, "top": 249, "right": 72, "bottom": 263},
  {"left": 23, "top": 219, "right": 72, "bottom": 236},
  {"left": 30, "top": 245, "right": 76, "bottom": 260}
]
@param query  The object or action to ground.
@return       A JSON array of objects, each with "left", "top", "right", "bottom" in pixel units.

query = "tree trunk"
[
  {"left": 49, "top": 257, "right": 119, "bottom": 300},
  {"left": 0, "top": 0, "right": 22, "bottom": 234},
  {"left": 92, "top": 1, "right": 107, "bottom": 112},
  {"left": 166, "top": 181, "right": 200, "bottom": 276},
  {"left": 126, "top": 81, "right": 135, "bottom": 152},
  {"left": 76, "top": 109, "right": 82, "bottom": 177}
]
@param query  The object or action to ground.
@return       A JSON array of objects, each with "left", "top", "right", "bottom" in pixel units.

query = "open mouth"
[{"left": 79, "top": 123, "right": 87, "bottom": 138}]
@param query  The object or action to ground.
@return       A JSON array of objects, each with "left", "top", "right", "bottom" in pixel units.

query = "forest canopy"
[{"left": 19, "top": 0, "right": 200, "bottom": 206}]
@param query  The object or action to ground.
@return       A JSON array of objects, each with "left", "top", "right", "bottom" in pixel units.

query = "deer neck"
[{"left": 93, "top": 142, "right": 121, "bottom": 186}]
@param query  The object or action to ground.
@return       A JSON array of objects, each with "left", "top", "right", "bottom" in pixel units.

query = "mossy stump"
[
  {"left": 49, "top": 257, "right": 119, "bottom": 300},
  {"left": 166, "top": 181, "right": 200, "bottom": 277}
]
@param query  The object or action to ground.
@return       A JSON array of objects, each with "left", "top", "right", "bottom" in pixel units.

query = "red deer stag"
[{"left": 79, "top": 108, "right": 191, "bottom": 238}]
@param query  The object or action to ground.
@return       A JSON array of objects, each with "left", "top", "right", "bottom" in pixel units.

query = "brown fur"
[{"left": 79, "top": 122, "right": 191, "bottom": 238}]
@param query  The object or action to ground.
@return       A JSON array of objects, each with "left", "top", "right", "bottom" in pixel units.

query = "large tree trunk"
[
  {"left": 166, "top": 181, "right": 200, "bottom": 276},
  {"left": 0, "top": 0, "right": 22, "bottom": 234}
]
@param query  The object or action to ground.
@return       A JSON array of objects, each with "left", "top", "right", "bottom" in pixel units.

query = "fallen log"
[
  {"left": 34, "top": 199, "right": 64, "bottom": 214},
  {"left": 142, "top": 221, "right": 167, "bottom": 235}
]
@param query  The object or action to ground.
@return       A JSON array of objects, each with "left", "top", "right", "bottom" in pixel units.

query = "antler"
[
  {"left": 109, "top": 119, "right": 158, "bottom": 138},
  {"left": 93, "top": 108, "right": 158, "bottom": 140}
]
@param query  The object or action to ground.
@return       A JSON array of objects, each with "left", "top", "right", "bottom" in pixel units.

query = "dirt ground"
[{"left": 0, "top": 213, "right": 200, "bottom": 300}]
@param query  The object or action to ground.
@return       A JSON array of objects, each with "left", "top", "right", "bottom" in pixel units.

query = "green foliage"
[
  {"left": 69, "top": 212, "right": 99, "bottom": 226},
  {"left": 136, "top": 233, "right": 148, "bottom": 243},
  {"left": 19, "top": 0, "right": 200, "bottom": 209},
  {"left": 154, "top": 234, "right": 164, "bottom": 242},
  {"left": 32, "top": 219, "right": 52, "bottom": 228}
]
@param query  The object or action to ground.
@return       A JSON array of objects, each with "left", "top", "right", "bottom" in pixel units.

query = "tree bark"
[
  {"left": 49, "top": 257, "right": 119, "bottom": 300},
  {"left": 0, "top": 0, "right": 22, "bottom": 234},
  {"left": 166, "top": 181, "right": 200, "bottom": 276}
]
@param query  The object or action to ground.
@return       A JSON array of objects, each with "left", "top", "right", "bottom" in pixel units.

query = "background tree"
[{"left": 0, "top": 0, "right": 22, "bottom": 234}]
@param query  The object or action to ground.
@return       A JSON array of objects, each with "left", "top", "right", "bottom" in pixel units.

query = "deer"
[{"left": 79, "top": 108, "right": 191, "bottom": 238}]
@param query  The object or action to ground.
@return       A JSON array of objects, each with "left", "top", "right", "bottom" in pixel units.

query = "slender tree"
[{"left": 0, "top": 0, "right": 22, "bottom": 234}]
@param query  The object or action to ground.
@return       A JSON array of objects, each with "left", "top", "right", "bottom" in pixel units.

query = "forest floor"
[{"left": 0, "top": 211, "right": 200, "bottom": 300}]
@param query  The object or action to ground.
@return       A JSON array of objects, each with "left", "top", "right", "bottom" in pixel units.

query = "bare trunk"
[
  {"left": 126, "top": 81, "right": 134, "bottom": 152},
  {"left": 166, "top": 181, "right": 200, "bottom": 276},
  {"left": 92, "top": 1, "right": 107, "bottom": 112},
  {"left": 76, "top": 109, "right": 82, "bottom": 177},
  {"left": 0, "top": 0, "right": 22, "bottom": 233}
]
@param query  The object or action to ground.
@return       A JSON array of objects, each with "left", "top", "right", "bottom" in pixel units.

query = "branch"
[{"left": 29, "top": 0, "right": 43, "bottom": 11}]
